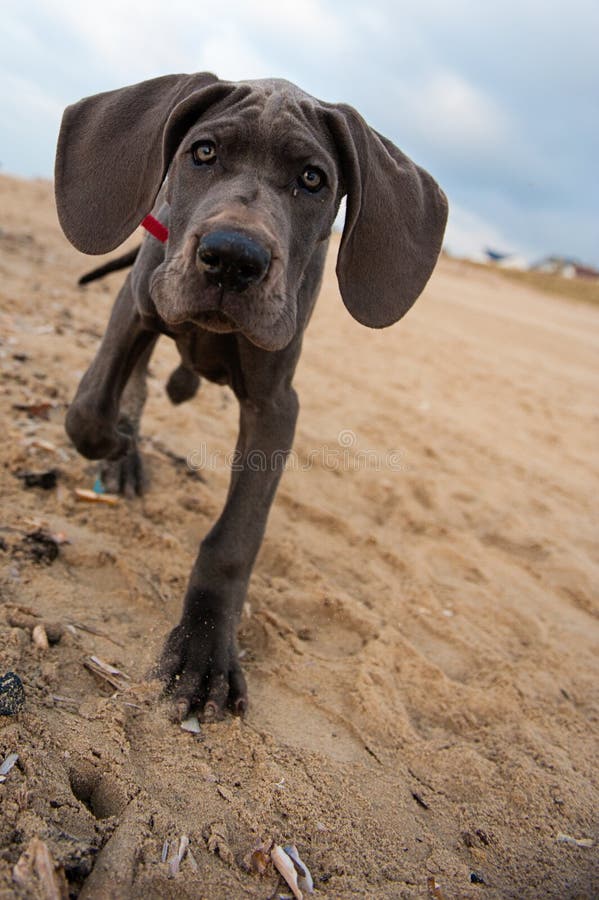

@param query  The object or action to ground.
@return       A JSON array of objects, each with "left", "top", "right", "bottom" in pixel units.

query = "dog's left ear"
[{"left": 325, "top": 104, "right": 448, "bottom": 328}]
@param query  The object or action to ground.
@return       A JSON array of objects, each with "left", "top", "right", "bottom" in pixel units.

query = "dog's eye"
[
  {"left": 192, "top": 141, "right": 217, "bottom": 166},
  {"left": 298, "top": 166, "right": 325, "bottom": 193}
]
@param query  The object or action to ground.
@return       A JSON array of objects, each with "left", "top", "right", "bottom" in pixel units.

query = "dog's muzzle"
[{"left": 197, "top": 229, "right": 271, "bottom": 293}]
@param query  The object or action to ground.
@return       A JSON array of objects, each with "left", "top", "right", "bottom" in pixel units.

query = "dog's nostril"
[
  {"left": 197, "top": 230, "right": 271, "bottom": 293},
  {"left": 239, "top": 263, "right": 260, "bottom": 279},
  {"left": 199, "top": 250, "right": 221, "bottom": 272}
]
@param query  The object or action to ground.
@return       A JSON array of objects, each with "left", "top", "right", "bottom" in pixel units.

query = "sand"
[{"left": 0, "top": 173, "right": 597, "bottom": 898}]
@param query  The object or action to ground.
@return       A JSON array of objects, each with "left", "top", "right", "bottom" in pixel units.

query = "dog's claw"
[
  {"left": 157, "top": 618, "right": 248, "bottom": 721},
  {"left": 201, "top": 701, "right": 220, "bottom": 722},
  {"left": 174, "top": 698, "right": 190, "bottom": 722},
  {"left": 233, "top": 697, "right": 247, "bottom": 717}
]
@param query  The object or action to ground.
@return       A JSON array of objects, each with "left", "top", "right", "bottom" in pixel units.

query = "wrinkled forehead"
[
  {"left": 238, "top": 76, "right": 323, "bottom": 127},
  {"left": 185, "top": 78, "right": 335, "bottom": 159},
  {"left": 244, "top": 77, "right": 315, "bottom": 101}
]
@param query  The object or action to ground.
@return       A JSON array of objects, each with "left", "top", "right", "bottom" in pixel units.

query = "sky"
[{"left": 2, "top": 0, "right": 598, "bottom": 266}]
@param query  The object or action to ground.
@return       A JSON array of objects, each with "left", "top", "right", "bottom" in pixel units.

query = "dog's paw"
[
  {"left": 155, "top": 617, "right": 247, "bottom": 722},
  {"left": 99, "top": 445, "right": 145, "bottom": 497}
]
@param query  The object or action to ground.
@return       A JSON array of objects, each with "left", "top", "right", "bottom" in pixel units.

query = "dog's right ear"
[
  {"left": 324, "top": 104, "right": 447, "bottom": 329},
  {"left": 55, "top": 73, "right": 240, "bottom": 254}
]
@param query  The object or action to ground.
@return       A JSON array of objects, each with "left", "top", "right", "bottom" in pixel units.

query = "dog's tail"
[{"left": 78, "top": 246, "right": 141, "bottom": 285}]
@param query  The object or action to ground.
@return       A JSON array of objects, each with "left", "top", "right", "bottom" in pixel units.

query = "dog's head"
[{"left": 55, "top": 73, "right": 447, "bottom": 351}]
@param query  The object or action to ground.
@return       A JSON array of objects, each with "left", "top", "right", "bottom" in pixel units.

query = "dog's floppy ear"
[
  {"left": 325, "top": 104, "right": 448, "bottom": 328},
  {"left": 55, "top": 73, "right": 240, "bottom": 254}
]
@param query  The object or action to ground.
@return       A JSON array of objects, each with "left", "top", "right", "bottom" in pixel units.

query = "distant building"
[
  {"left": 530, "top": 256, "right": 599, "bottom": 280},
  {"left": 573, "top": 264, "right": 599, "bottom": 280}
]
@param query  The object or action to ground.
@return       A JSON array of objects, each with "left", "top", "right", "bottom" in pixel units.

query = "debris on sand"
[
  {"left": 23, "top": 437, "right": 62, "bottom": 456},
  {"left": 271, "top": 844, "right": 303, "bottom": 900},
  {"left": 243, "top": 837, "right": 313, "bottom": 893},
  {"left": 92, "top": 475, "right": 105, "bottom": 494},
  {"left": 16, "top": 529, "right": 61, "bottom": 564},
  {"left": 52, "top": 695, "right": 79, "bottom": 708},
  {"left": 556, "top": 832, "right": 594, "bottom": 848},
  {"left": 412, "top": 791, "right": 429, "bottom": 809},
  {"left": 6, "top": 606, "right": 64, "bottom": 644},
  {"left": 0, "top": 671, "right": 26, "bottom": 716},
  {"left": 284, "top": 845, "right": 314, "bottom": 894},
  {"left": 83, "top": 656, "right": 131, "bottom": 692},
  {"left": 168, "top": 835, "right": 190, "bottom": 878},
  {"left": 32, "top": 623, "right": 50, "bottom": 650},
  {"left": 74, "top": 487, "right": 119, "bottom": 506},
  {"left": 66, "top": 620, "right": 123, "bottom": 647},
  {"left": 248, "top": 840, "right": 272, "bottom": 875},
  {"left": 12, "top": 837, "right": 69, "bottom": 899},
  {"left": 12, "top": 400, "right": 55, "bottom": 420},
  {"left": 0, "top": 752, "right": 19, "bottom": 783},
  {"left": 15, "top": 468, "right": 59, "bottom": 489},
  {"left": 163, "top": 833, "right": 200, "bottom": 877},
  {"left": 427, "top": 876, "right": 448, "bottom": 900},
  {"left": 180, "top": 715, "right": 201, "bottom": 734},
  {"left": 204, "top": 822, "right": 235, "bottom": 866}
]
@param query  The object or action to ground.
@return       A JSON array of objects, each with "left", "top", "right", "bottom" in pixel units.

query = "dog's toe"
[{"left": 156, "top": 620, "right": 248, "bottom": 721}]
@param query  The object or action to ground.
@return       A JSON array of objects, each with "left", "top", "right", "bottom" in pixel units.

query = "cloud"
[
  {"left": 3, "top": 73, "right": 63, "bottom": 125},
  {"left": 444, "top": 201, "right": 529, "bottom": 262},
  {"left": 192, "top": 28, "right": 272, "bottom": 83},
  {"left": 395, "top": 68, "right": 512, "bottom": 158},
  {"left": 26, "top": 0, "right": 349, "bottom": 83},
  {"left": 0, "top": 71, "right": 64, "bottom": 176}
]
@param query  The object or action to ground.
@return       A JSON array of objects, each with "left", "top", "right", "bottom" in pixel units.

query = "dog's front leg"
[
  {"left": 159, "top": 386, "right": 299, "bottom": 720},
  {"left": 66, "top": 275, "right": 156, "bottom": 461}
]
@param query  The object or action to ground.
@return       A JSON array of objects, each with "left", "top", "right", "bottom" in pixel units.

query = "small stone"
[
  {"left": 0, "top": 672, "right": 26, "bottom": 715},
  {"left": 180, "top": 715, "right": 201, "bottom": 734},
  {"left": 17, "top": 468, "right": 58, "bottom": 490}
]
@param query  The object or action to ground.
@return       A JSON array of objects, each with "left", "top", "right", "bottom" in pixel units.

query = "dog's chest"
[{"left": 174, "top": 329, "right": 238, "bottom": 386}]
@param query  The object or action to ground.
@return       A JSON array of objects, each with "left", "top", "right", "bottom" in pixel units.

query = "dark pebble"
[
  {"left": 16, "top": 469, "right": 59, "bottom": 490},
  {"left": 0, "top": 672, "right": 26, "bottom": 716},
  {"left": 22, "top": 529, "right": 60, "bottom": 564}
]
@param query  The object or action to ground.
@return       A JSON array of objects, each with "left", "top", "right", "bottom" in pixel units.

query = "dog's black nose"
[{"left": 197, "top": 230, "right": 271, "bottom": 293}]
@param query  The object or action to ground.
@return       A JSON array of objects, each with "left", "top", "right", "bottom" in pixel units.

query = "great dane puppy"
[{"left": 55, "top": 73, "right": 447, "bottom": 721}]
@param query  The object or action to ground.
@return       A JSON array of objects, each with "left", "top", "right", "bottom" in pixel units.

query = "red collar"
[{"left": 141, "top": 214, "right": 169, "bottom": 243}]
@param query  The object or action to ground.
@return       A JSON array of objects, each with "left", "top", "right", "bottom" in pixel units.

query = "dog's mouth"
[
  {"left": 191, "top": 309, "right": 239, "bottom": 333},
  {"left": 149, "top": 260, "right": 295, "bottom": 350}
]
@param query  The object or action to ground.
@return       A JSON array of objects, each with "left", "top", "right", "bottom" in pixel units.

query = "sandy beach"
[{"left": 0, "top": 173, "right": 597, "bottom": 898}]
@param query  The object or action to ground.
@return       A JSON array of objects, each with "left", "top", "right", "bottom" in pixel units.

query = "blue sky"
[{"left": 2, "top": 0, "right": 598, "bottom": 265}]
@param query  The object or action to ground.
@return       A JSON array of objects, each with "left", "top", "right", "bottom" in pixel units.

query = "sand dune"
[{"left": 0, "top": 174, "right": 597, "bottom": 898}]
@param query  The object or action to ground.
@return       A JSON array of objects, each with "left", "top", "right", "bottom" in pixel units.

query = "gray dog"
[{"left": 54, "top": 73, "right": 447, "bottom": 721}]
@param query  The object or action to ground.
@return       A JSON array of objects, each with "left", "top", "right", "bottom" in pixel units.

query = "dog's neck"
[{"left": 141, "top": 214, "right": 168, "bottom": 243}]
